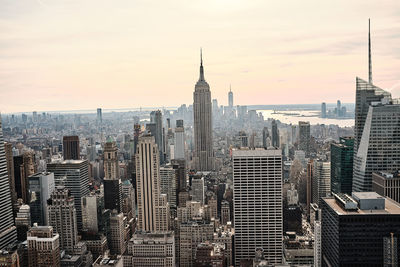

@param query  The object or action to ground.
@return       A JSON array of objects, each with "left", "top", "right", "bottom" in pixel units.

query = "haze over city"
[{"left": 1, "top": 0, "right": 400, "bottom": 113}]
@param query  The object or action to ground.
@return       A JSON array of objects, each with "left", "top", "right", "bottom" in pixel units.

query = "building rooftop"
[
  {"left": 374, "top": 171, "right": 400, "bottom": 179},
  {"left": 323, "top": 195, "right": 400, "bottom": 215},
  {"left": 352, "top": 191, "right": 384, "bottom": 200},
  {"left": 232, "top": 148, "right": 282, "bottom": 157}
]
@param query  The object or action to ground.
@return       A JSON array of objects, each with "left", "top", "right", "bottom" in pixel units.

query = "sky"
[{"left": 1, "top": 0, "right": 400, "bottom": 113}]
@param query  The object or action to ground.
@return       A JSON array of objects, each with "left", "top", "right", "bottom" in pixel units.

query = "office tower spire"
[
  {"left": 193, "top": 50, "right": 214, "bottom": 171},
  {"left": 368, "top": 18, "right": 372, "bottom": 84},
  {"left": 199, "top": 48, "right": 205, "bottom": 81}
]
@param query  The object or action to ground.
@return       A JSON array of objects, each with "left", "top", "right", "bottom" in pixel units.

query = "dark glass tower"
[{"left": 331, "top": 137, "right": 354, "bottom": 194}]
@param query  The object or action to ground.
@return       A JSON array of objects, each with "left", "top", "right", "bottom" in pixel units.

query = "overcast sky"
[{"left": 1, "top": 0, "right": 400, "bottom": 113}]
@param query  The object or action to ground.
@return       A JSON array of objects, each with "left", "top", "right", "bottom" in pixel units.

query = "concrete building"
[
  {"left": 233, "top": 149, "right": 283, "bottom": 266},
  {"left": 27, "top": 225, "right": 60, "bottom": 267},
  {"left": 108, "top": 211, "right": 125, "bottom": 255},
  {"left": 123, "top": 231, "right": 175, "bottom": 267},
  {"left": 135, "top": 135, "right": 169, "bottom": 232},
  {"left": 47, "top": 186, "right": 78, "bottom": 253},
  {"left": 312, "top": 161, "right": 331, "bottom": 206},
  {"left": 193, "top": 50, "right": 214, "bottom": 171},
  {"left": 160, "top": 166, "right": 177, "bottom": 215},
  {"left": 191, "top": 176, "right": 205, "bottom": 205},
  {"left": 149, "top": 110, "right": 165, "bottom": 164},
  {"left": 28, "top": 172, "right": 55, "bottom": 226},
  {"left": 221, "top": 200, "right": 230, "bottom": 225},
  {"left": 271, "top": 120, "right": 280, "bottom": 148}
]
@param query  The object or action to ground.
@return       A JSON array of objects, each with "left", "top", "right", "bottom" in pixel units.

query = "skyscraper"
[
  {"left": 96, "top": 108, "right": 102, "bottom": 124},
  {"left": 28, "top": 172, "right": 55, "bottom": 226},
  {"left": 63, "top": 136, "right": 80, "bottom": 160},
  {"left": 13, "top": 152, "right": 35, "bottom": 204},
  {"left": 0, "top": 116, "right": 17, "bottom": 249},
  {"left": 174, "top": 119, "right": 185, "bottom": 160},
  {"left": 271, "top": 119, "right": 279, "bottom": 148},
  {"left": 4, "top": 143, "right": 16, "bottom": 208},
  {"left": 312, "top": 161, "right": 331, "bottom": 206},
  {"left": 298, "top": 121, "right": 310, "bottom": 156},
  {"left": 228, "top": 86, "right": 233, "bottom": 108},
  {"left": 233, "top": 149, "right": 283, "bottom": 265},
  {"left": 108, "top": 211, "right": 126, "bottom": 255},
  {"left": 193, "top": 50, "right": 214, "bottom": 171},
  {"left": 321, "top": 102, "right": 326, "bottom": 118},
  {"left": 47, "top": 186, "right": 78, "bottom": 253},
  {"left": 150, "top": 110, "right": 165, "bottom": 164},
  {"left": 135, "top": 135, "right": 169, "bottom": 232},
  {"left": 354, "top": 19, "right": 391, "bottom": 154},
  {"left": 47, "top": 159, "right": 89, "bottom": 231},
  {"left": 322, "top": 192, "right": 400, "bottom": 266},
  {"left": 331, "top": 137, "right": 354, "bottom": 194},
  {"left": 103, "top": 141, "right": 122, "bottom": 213},
  {"left": 262, "top": 127, "right": 270, "bottom": 149}
]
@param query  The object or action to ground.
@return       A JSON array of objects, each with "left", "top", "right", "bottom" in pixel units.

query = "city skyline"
[{"left": 1, "top": 1, "right": 400, "bottom": 113}]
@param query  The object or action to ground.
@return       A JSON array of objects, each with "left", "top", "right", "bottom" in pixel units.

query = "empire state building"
[{"left": 193, "top": 51, "right": 214, "bottom": 171}]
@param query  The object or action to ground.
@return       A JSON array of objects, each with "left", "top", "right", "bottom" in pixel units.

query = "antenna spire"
[
  {"left": 199, "top": 48, "right": 205, "bottom": 81},
  {"left": 368, "top": 18, "right": 372, "bottom": 84}
]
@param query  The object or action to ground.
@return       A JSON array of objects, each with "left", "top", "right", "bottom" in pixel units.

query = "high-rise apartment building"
[
  {"left": 298, "top": 121, "right": 310, "bottom": 156},
  {"left": 322, "top": 192, "right": 400, "bottom": 266},
  {"left": 331, "top": 137, "right": 354, "bottom": 195},
  {"left": 0, "top": 116, "right": 17, "bottom": 249},
  {"left": 47, "top": 186, "right": 78, "bottom": 253},
  {"left": 29, "top": 172, "right": 55, "bottom": 226},
  {"left": 174, "top": 120, "right": 185, "bottom": 160},
  {"left": 27, "top": 225, "right": 60, "bottom": 267},
  {"left": 135, "top": 135, "right": 169, "bottom": 232},
  {"left": 47, "top": 159, "right": 89, "bottom": 231},
  {"left": 193, "top": 51, "right": 214, "bottom": 171},
  {"left": 233, "top": 149, "right": 283, "bottom": 266},
  {"left": 62, "top": 136, "right": 80, "bottom": 160}
]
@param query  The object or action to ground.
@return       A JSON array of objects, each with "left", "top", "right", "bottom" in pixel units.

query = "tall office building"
[
  {"left": 174, "top": 120, "right": 185, "bottom": 160},
  {"left": 0, "top": 116, "right": 17, "bottom": 249},
  {"left": 63, "top": 136, "right": 80, "bottom": 160},
  {"left": 298, "top": 121, "right": 310, "bottom": 156},
  {"left": 353, "top": 101, "right": 400, "bottom": 192},
  {"left": 108, "top": 211, "right": 126, "bottom": 255},
  {"left": 13, "top": 152, "right": 35, "bottom": 203},
  {"left": 331, "top": 137, "right": 354, "bottom": 194},
  {"left": 193, "top": 50, "right": 214, "bottom": 171},
  {"left": 321, "top": 102, "right": 326, "bottom": 118},
  {"left": 4, "top": 143, "right": 17, "bottom": 207},
  {"left": 28, "top": 172, "right": 55, "bottom": 226},
  {"left": 150, "top": 110, "right": 165, "bottom": 164},
  {"left": 372, "top": 171, "right": 400, "bottom": 204},
  {"left": 135, "top": 135, "right": 169, "bottom": 232},
  {"left": 27, "top": 225, "right": 60, "bottom": 267},
  {"left": 233, "top": 149, "right": 283, "bottom": 266},
  {"left": 228, "top": 86, "right": 233, "bottom": 108},
  {"left": 322, "top": 192, "right": 400, "bottom": 266},
  {"left": 312, "top": 161, "right": 331, "bottom": 206},
  {"left": 262, "top": 127, "right": 270, "bottom": 149},
  {"left": 47, "top": 159, "right": 89, "bottom": 231},
  {"left": 354, "top": 20, "right": 391, "bottom": 154},
  {"left": 160, "top": 166, "right": 177, "bottom": 214},
  {"left": 103, "top": 141, "right": 122, "bottom": 213},
  {"left": 96, "top": 108, "right": 102, "bottom": 124},
  {"left": 47, "top": 186, "right": 78, "bottom": 253},
  {"left": 271, "top": 119, "right": 280, "bottom": 148},
  {"left": 191, "top": 176, "right": 205, "bottom": 205}
]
